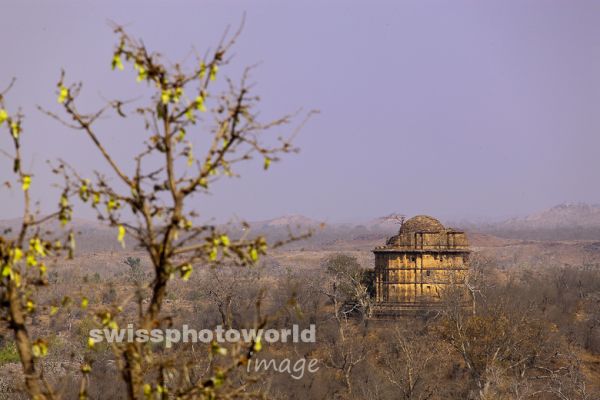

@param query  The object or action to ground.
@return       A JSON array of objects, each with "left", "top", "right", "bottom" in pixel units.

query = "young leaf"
[
  {"left": 13, "top": 247, "right": 23, "bottom": 263},
  {"left": 161, "top": 89, "right": 171, "bottom": 105},
  {"left": 10, "top": 121, "right": 20, "bottom": 139},
  {"left": 21, "top": 175, "right": 31, "bottom": 191},
  {"left": 210, "top": 64, "right": 218, "bottom": 81},
  {"left": 249, "top": 248, "right": 259, "bottom": 262},
  {"left": 195, "top": 95, "right": 206, "bottom": 112},
  {"left": 180, "top": 263, "right": 193, "bottom": 281},
  {"left": 117, "top": 225, "right": 126, "bottom": 248},
  {"left": 111, "top": 54, "right": 124, "bottom": 71},
  {"left": 253, "top": 336, "right": 262, "bottom": 352},
  {"left": 57, "top": 86, "right": 69, "bottom": 104},
  {"left": 26, "top": 254, "right": 37, "bottom": 267},
  {"left": 220, "top": 235, "right": 230, "bottom": 247},
  {"left": 135, "top": 64, "right": 148, "bottom": 82},
  {"left": 199, "top": 62, "right": 207, "bottom": 79},
  {"left": 209, "top": 247, "right": 218, "bottom": 261}
]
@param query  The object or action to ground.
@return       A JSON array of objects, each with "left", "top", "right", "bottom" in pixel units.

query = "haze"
[{"left": 1, "top": 0, "right": 599, "bottom": 223}]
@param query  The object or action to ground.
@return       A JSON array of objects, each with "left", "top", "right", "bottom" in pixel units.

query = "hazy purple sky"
[{"left": 1, "top": 1, "right": 599, "bottom": 223}]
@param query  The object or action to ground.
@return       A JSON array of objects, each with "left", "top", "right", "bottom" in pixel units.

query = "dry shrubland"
[
  {"left": 0, "top": 243, "right": 598, "bottom": 399},
  {"left": 0, "top": 21, "right": 599, "bottom": 400}
]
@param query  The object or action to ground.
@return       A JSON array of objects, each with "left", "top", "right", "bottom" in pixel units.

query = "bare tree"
[
  {"left": 19, "top": 21, "right": 314, "bottom": 399},
  {"left": 0, "top": 80, "right": 72, "bottom": 398},
  {"left": 377, "top": 326, "right": 436, "bottom": 400},
  {"left": 322, "top": 253, "right": 373, "bottom": 321},
  {"left": 317, "top": 254, "right": 373, "bottom": 398}
]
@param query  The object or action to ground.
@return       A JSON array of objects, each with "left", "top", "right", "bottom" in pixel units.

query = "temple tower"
[{"left": 372, "top": 215, "right": 470, "bottom": 312}]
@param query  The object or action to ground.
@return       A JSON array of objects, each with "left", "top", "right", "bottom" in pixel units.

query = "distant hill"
[
  {"left": 500, "top": 203, "right": 600, "bottom": 230},
  {"left": 0, "top": 217, "right": 127, "bottom": 252},
  {"left": 4, "top": 203, "right": 599, "bottom": 254},
  {"left": 457, "top": 203, "right": 600, "bottom": 241},
  {"left": 250, "top": 215, "right": 323, "bottom": 229}
]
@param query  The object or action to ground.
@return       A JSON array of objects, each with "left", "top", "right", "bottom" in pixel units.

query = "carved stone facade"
[{"left": 373, "top": 215, "right": 470, "bottom": 309}]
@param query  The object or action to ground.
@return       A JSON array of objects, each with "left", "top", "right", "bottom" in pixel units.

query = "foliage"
[
  {"left": 0, "top": 79, "right": 74, "bottom": 398},
  {"left": 1, "top": 20, "right": 313, "bottom": 399}
]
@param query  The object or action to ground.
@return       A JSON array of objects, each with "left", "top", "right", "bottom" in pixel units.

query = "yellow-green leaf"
[
  {"left": 22, "top": 175, "right": 31, "bottom": 191},
  {"left": 10, "top": 121, "right": 20, "bottom": 139},
  {"left": 135, "top": 65, "right": 147, "bottom": 82},
  {"left": 26, "top": 254, "right": 37, "bottom": 267},
  {"left": 117, "top": 225, "right": 126, "bottom": 248},
  {"left": 58, "top": 86, "right": 69, "bottom": 104},
  {"left": 143, "top": 383, "right": 152, "bottom": 395},
  {"left": 210, "top": 64, "right": 218, "bottom": 81},
  {"left": 13, "top": 272, "right": 21, "bottom": 287},
  {"left": 253, "top": 336, "right": 262, "bottom": 352},
  {"left": 0, "top": 109, "right": 7, "bottom": 124},
  {"left": 32, "top": 341, "right": 48, "bottom": 358},
  {"left": 30, "top": 238, "right": 46, "bottom": 257},
  {"left": 13, "top": 247, "right": 23, "bottom": 263},
  {"left": 211, "top": 341, "right": 228, "bottom": 355},
  {"left": 174, "top": 87, "right": 183, "bottom": 103},
  {"left": 107, "top": 197, "right": 117, "bottom": 212},
  {"left": 199, "top": 62, "right": 207, "bottom": 79},
  {"left": 79, "top": 182, "right": 89, "bottom": 202},
  {"left": 161, "top": 89, "right": 171, "bottom": 104},
  {"left": 101, "top": 312, "right": 111, "bottom": 326},
  {"left": 185, "top": 108, "right": 195, "bottom": 122},
  {"left": 180, "top": 264, "right": 193, "bottom": 281},
  {"left": 112, "top": 54, "right": 124, "bottom": 71},
  {"left": 195, "top": 95, "right": 206, "bottom": 112},
  {"left": 220, "top": 235, "right": 230, "bottom": 247},
  {"left": 209, "top": 247, "right": 218, "bottom": 261},
  {"left": 249, "top": 248, "right": 259, "bottom": 262}
]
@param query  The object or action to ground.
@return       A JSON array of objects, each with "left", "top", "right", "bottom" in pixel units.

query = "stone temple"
[{"left": 372, "top": 215, "right": 470, "bottom": 314}]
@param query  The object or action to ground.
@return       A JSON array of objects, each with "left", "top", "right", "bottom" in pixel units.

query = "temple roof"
[
  {"left": 399, "top": 215, "right": 444, "bottom": 234},
  {"left": 376, "top": 215, "right": 469, "bottom": 250}
]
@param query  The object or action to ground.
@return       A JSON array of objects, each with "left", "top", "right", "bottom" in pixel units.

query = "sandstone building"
[{"left": 372, "top": 215, "right": 470, "bottom": 312}]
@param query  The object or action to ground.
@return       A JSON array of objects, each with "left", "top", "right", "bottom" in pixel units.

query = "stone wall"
[{"left": 374, "top": 229, "right": 470, "bottom": 304}]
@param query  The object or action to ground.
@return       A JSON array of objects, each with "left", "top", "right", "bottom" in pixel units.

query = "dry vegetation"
[
  {"left": 0, "top": 21, "right": 599, "bottom": 400},
  {"left": 0, "top": 232, "right": 598, "bottom": 399}
]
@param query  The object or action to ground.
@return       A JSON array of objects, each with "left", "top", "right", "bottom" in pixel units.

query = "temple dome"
[
  {"left": 383, "top": 215, "right": 446, "bottom": 247},
  {"left": 399, "top": 215, "right": 444, "bottom": 234}
]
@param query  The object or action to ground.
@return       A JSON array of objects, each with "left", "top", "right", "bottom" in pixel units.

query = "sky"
[{"left": 1, "top": 0, "right": 599, "bottom": 223}]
